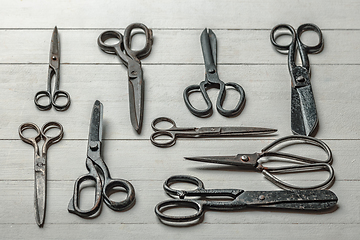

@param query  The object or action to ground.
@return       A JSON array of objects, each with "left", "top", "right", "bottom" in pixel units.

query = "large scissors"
[
  {"left": 270, "top": 23, "right": 324, "bottom": 136},
  {"left": 185, "top": 135, "right": 334, "bottom": 190},
  {"left": 18, "top": 122, "right": 64, "bottom": 227},
  {"left": 34, "top": 26, "right": 71, "bottom": 111},
  {"left": 155, "top": 175, "right": 338, "bottom": 223},
  {"left": 150, "top": 117, "right": 277, "bottom": 148},
  {"left": 183, "top": 28, "right": 246, "bottom": 117},
  {"left": 68, "top": 100, "right": 135, "bottom": 218},
  {"left": 97, "top": 23, "right": 153, "bottom": 134}
]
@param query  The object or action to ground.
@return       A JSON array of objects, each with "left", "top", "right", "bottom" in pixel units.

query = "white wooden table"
[{"left": 1, "top": 1, "right": 359, "bottom": 239}]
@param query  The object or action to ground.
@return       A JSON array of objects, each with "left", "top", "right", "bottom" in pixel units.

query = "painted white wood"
[{"left": 0, "top": 0, "right": 359, "bottom": 239}]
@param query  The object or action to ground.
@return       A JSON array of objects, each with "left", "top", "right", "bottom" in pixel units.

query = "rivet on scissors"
[
  {"left": 131, "top": 70, "right": 137, "bottom": 75},
  {"left": 90, "top": 142, "right": 98, "bottom": 151},
  {"left": 259, "top": 195, "right": 265, "bottom": 201},
  {"left": 241, "top": 155, "right": 249, "bottom": 162},
  {"left": 208, "top": 69, "right": 216, "bottom": 74},
  {"left": 52, "top": 56, "right": 57, "bottom": 61},
  {"left": 296, "top": 76, "right": 305, "bottom": 82}
]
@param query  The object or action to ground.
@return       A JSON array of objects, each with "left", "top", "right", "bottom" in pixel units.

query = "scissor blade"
[
  {"left": 219, "top": 126, "right": 277, "bottom": 136},
  {"left": 201, "top": 28, "right": 217, "bottom": 68},
  {"left": 34, "top": 161, "right": 46, "bottom": 227},
  {"left": 291, "top": 86, "right": 318, "bottom": 136},
  {"left": 50, "top": 26, "right": 60, "bottom": 68},
  {"left": 240, "top": 190, "right": 338, "bottom": 210},
  {"left": 184, "top": 154, "right": 259, "bottom": 169},
  {"left": 89, "top": 100, "right": 103, "bottom": 143},
  {"left": 128, "top": 70, "right": 144, "bottom": 134}
]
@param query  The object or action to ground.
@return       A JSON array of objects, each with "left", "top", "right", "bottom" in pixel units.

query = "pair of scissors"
[
  {"left": 270, "top": 23, "right": 324, "bottom": 136},
  {"left": 183, "top": 28, "right": 245, "bottom": 118},
  {"left": 150, "top": 117, "right": 277, "bottom": 148},
  {"left": 18, "top": 122, "right": 64, "bottom": 227},
  {"left": 68, "top": 100, "right": 135, "bottom": 218},
  {"left": 34, "top": 26, "right": 71, "bottom": 111},
  {"left": 97, "top": 23, "right": 153, "bottom": 134},
  {"left": 155, "top": 175, "right": 338, "bottom": 223},
  {"left": 185, "top": 135, "right": 334, "bottom": 190}
]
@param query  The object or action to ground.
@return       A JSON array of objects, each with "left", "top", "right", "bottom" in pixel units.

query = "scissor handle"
[
  {"left": 296, "top": 24, "right": 323, "bottom": 54},
  {"left": 123, "top": 23, "right": 153, "bottom": 61},
  {"left": 101, "top": 178, "right": 136, "bottom": 211},
  {"left": 216, "top": 82, "right": 246, "bottom": 117},
  {"left": 183, "top": 82, "right": 213, "bottom": 117},
  {"left": 97, "top": 30, "right": 124, "bottom": 55},
  {"left": 270, "top": 24, "right": 296, "bottom": 52},
  {"left": 41, "top": 122, "right": 64, "bottom": 150},
  {"left": 34, "top": 90, "right": 52, "bottom": 111},
  {"left": 19, "top": 123, "right": 42, "bottom": 147},
  {"left": 52, "top": 90, "right": 71, "bottom": 111}
]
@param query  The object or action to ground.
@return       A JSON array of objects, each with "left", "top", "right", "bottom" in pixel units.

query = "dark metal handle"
[
  {"left": 297, "top": 23, "right": 323, "bottom": 54},
  {"left": 97, "top": 30, "right": 124, "bottom": 54},
  {"left": 183, "top": 83, "right": 213, "bottom": 117},
  {"left": 102, "top": 178, "right": 136, "bottom": 211},
  {"left": 19, "top": 123, "right": 42, "bottom": 147},
  {"left": 52, "top": 90, "right": 71, "bottom": 111},
  {"left": 216, "top": 82, "right": 246, "bottom": 117},
  {"left": 41, "top": 122, "right": 64, "bottom": 151},
  {"left": 270, "top": 24, "right": 296, "bottom": 53},
  {"left": 151, "top": 117, "right": 177, "bottom": 131},
  {"left": 155, "top": 199, "right": 204, "bottom": 223},
  {"left": 163, "top": 175, "right": 205, "bottom": 198},
  {"left": 150, "top": 131, "right": 176, "bottom": 148},
  {"left": 34, "top": 91, "right": 52, "bottom": 111},
  {"left": 123, "top": 23, "right": 153, "bottom": 61}
]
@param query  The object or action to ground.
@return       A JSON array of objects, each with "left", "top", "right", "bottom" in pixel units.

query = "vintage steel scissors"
[
  {"left": 185, "top": 135, "right": 334, "bottom": 190},
  {"left": 34, "top": 26, "right": 71, "bottom": 111},
  {"left": 270, "top": 23, "right": 324, "bottom": 136},
  {"left": 97, "top": 23, "right": 153, "bottom": 134},
  {"left": 183, "top": 29, "right": 246, "bottom": 118},
  {"left": 150, "top": 117, "right": 277, "bottom": 148},
  {"left": 155, "top": 175, "right": 338, "bottom": 223},
  {"left": 18, "top": 122, "right": 64, "bottom": 227},
  {"left": 68, "top": 100, "right": 135, "bottom": 218}
]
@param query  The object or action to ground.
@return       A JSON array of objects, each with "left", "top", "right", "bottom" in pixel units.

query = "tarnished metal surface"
[
  {"left": 97, "top": 23, "right": 153, "bottom": 134},
  {"left": 150, "top": 117, "right": 277, "bottom": 147},
  {"left": 68, "top": 100, "right": 135, "bottom": 218},
  {"left": 34, "top": 26, "right": 71, "bottom": 111},
  {"left": 270, "top": 23, "right": 323, "bottom": 136},
  {"left": 183, "top": 28, "right": 246, "bottom": 117},
  {"left": 18, "top": 122, "right": 64, "bottom": 227},
  {"left": 155, "top": 175, "right": 338, "bottom": 223},
  {"left": 185, "top": 135, "right": 334, "bottom": 190}
]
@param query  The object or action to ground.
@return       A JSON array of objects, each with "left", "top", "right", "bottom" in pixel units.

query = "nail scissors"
[
  {"left": 155, "top": 175, "right": 338, "bottom": 223},
  {"left": 270, "top": 23, "right": 324, "bottom": 136},
  {"left": 183, "top": 28, "right": 246, "bottom": 117},
  {"left": 185, "top": 135, "right": 334, "bottom": 190},
  {"left": 68, "top": 100, "right": 135, "bottom": 218},
  {"left": 18, "top": 122, "right": 64, "bottom": 227},
  {"left": 150, "top": 117, "right": 277, "bottom": 148},
  {"left": 97, "top": 23, "right": 153, "bottom": 134},
  {"left": 34, "top": 26, "right": 71, "bottom": 111}
]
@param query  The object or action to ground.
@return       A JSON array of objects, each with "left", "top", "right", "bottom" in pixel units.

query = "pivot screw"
[
  {"left": 241, "top": 155, "right": 249, "bottom": 162},
  {"left": 259, "top": 195, "right": 265, "bottom": 200},
  {"left": 296, "top": 76, "right": 305, "bottom": 82},
  {"left": 90, "top": 142, "right": 98, "bottom": 151}
]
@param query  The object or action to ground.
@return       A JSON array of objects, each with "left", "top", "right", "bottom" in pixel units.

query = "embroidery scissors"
[
  {"left": 68, "top": 100, "right": 135, "bottom": 218},
  {"left": 155, "top": 175, "right": 338, "bottom": 223},
  {"left": 185, "top": 135, "right": 334, "bottom": 190},
  {"left": 150, "top": 117, "right": 277, "bottom": 148},
  {"left": 183, "top": 28, "right": 246, "bottom": 118},
  {"left": 97, "top": 23, "right": 153, "bottom": 134},
  {"left": 270, "top": 23, "right": 324, "bottom": 136},
  {"left": 18, "top": 122, "right": 64, "bottom": 227},
  {"left": 34, "top": 26, "right": 71, "bottom": 111}
]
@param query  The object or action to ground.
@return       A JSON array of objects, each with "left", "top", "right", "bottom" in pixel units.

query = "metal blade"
[
  {"left": 128, "top": 69, "right": 144, "bottom": 134},
  {"left": 89, "top": 100, "right": 103, "bottom": 143},
  {"left": 34, "top": 156, "right": 46, "bottom": 227},
  {"left": 201, "top": 28, "right": 217, "bottom": 69},
  {"left": 291, "top": 85, "right": 318, "bottom": 136},
  {"left": 219, "top": 126, "right": 277, "bottom": 135},
  {"left": 239, "top": 190, "right": 338, "bottom": 210},
  {"left": 184, "top": 153, "right": 259, "bottom": 169},
  {"left": 49, "top": 26, "right": 60, "bottom": 69}
]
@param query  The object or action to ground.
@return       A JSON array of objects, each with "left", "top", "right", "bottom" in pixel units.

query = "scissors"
[
  {"left": 97, "top": 23, "right": 153, "bottom": 134},
  {"left": 18, "top": 122, "right": 64, "bottom": 227},
  {"left": 185, "top": 135, "right": 334, "bottom": 190},
  {"left": 155, "top": 175, "right": 338, "bottom": 223},
  {"left": 183, "top": 28, "right": 245, "bottom": 118},
  {"left": 68, "top": 100, "right": 135, "bottom": 218},
  {"left": 150, "top": 117, "right": 277, "bottom": 148},
  {"left": 270, "top": 23, "right": 324, "bottom": 136},
  {"left": 34, "top": 26, "right": 71, "bottom": 111}
]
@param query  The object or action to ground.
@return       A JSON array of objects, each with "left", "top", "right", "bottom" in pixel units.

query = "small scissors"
[
  {"left": 183, "top": 28, "right": 245, "bottom": 117},
  {"left": 270, "top": 23, "right": 324, "bottom": 136},
  {"left": 185, "top": 135, "right": 334, "bottom": 190},
  {"left": 34, "top": 26, "right": 71, "bottom": 111},
  {"left": 155, "top": 175, "right": 338, "bottom": 223},
  {"left": 97, "top": 23, "right": 153, "bottom": 134},
  {"left": 68, "top": 100, "right": 135, "bottom": 218},
  {"left": 150, "top": 117, "right": 277, "bottom": 148},
  {"left": 18, "top": 122, "right": 64, "bottom": 227}
]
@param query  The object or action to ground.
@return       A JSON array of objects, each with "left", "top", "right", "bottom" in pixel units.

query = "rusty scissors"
[
  {"left": 185, "top": 135, "right": 334, "bottom": 190},
  {"left": 155, "top": 175, "right": 338, "bottom": 224},
  {"left": 270, "top": 23, "right": 324, "bottom": 136},
  {"left": 34, "top": 26, "right": 71, "bottom": 111},
  {"left": 97, "top": 23, "right": 153, "bottom": 134},
  {"left": 183, "top": 28, "right": 245, "bottom": 117},
  {"left": 19, "top": 122, "right": 64, "bottom": 227}
]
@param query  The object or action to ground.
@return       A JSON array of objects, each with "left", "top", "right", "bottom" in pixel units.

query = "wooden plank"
[
  {"left": 1, "top": 0, "right": 360, "bottom": 29},
  {"left": 0, "top": 29, "right": 359, "bottom": 64}
]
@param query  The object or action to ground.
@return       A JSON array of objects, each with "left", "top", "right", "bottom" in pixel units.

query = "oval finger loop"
[
  {"left": 297, "top": 23, "right": 323, "bottom": 54},
  {"left": 183, "top": 84, "right": 213, "bottom": 117},
  {"left": 151, "top": 117, "right": 176, "bottom": 131},
  {"left": 270, "top": 24, "right": 296, "bottom": 53},
  {"left": 18, "top": 123, "right": 41, "bottom": 145},
  {"left": 42, "top": 122, "right": 64, "bottom": 146},
  {"left": 124, "top": 23, "right": 153, "bottom": 60},
  {"left": 34, "top": 91, "right": 52, "bottom": 111},
  {"left": 155, "top": 199, "right": 204, "bottom": 223},
  {"left": 103, "top": 179, "right": 136, "bottom": 211},
  {"left": 53, "top": 90, "right": 71, "bottom": 111},
  {"left": 97, "top": 30, "right": 123, "bottom": 54},
  {"left": 217, "top": 82, "right": 245, "bottom": 117},
  {"left": 164, "top": 175, "right": 204, "bottom": 198},
  {"left": 150, "top": 131, "right": 176, "bottom": 148}
]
